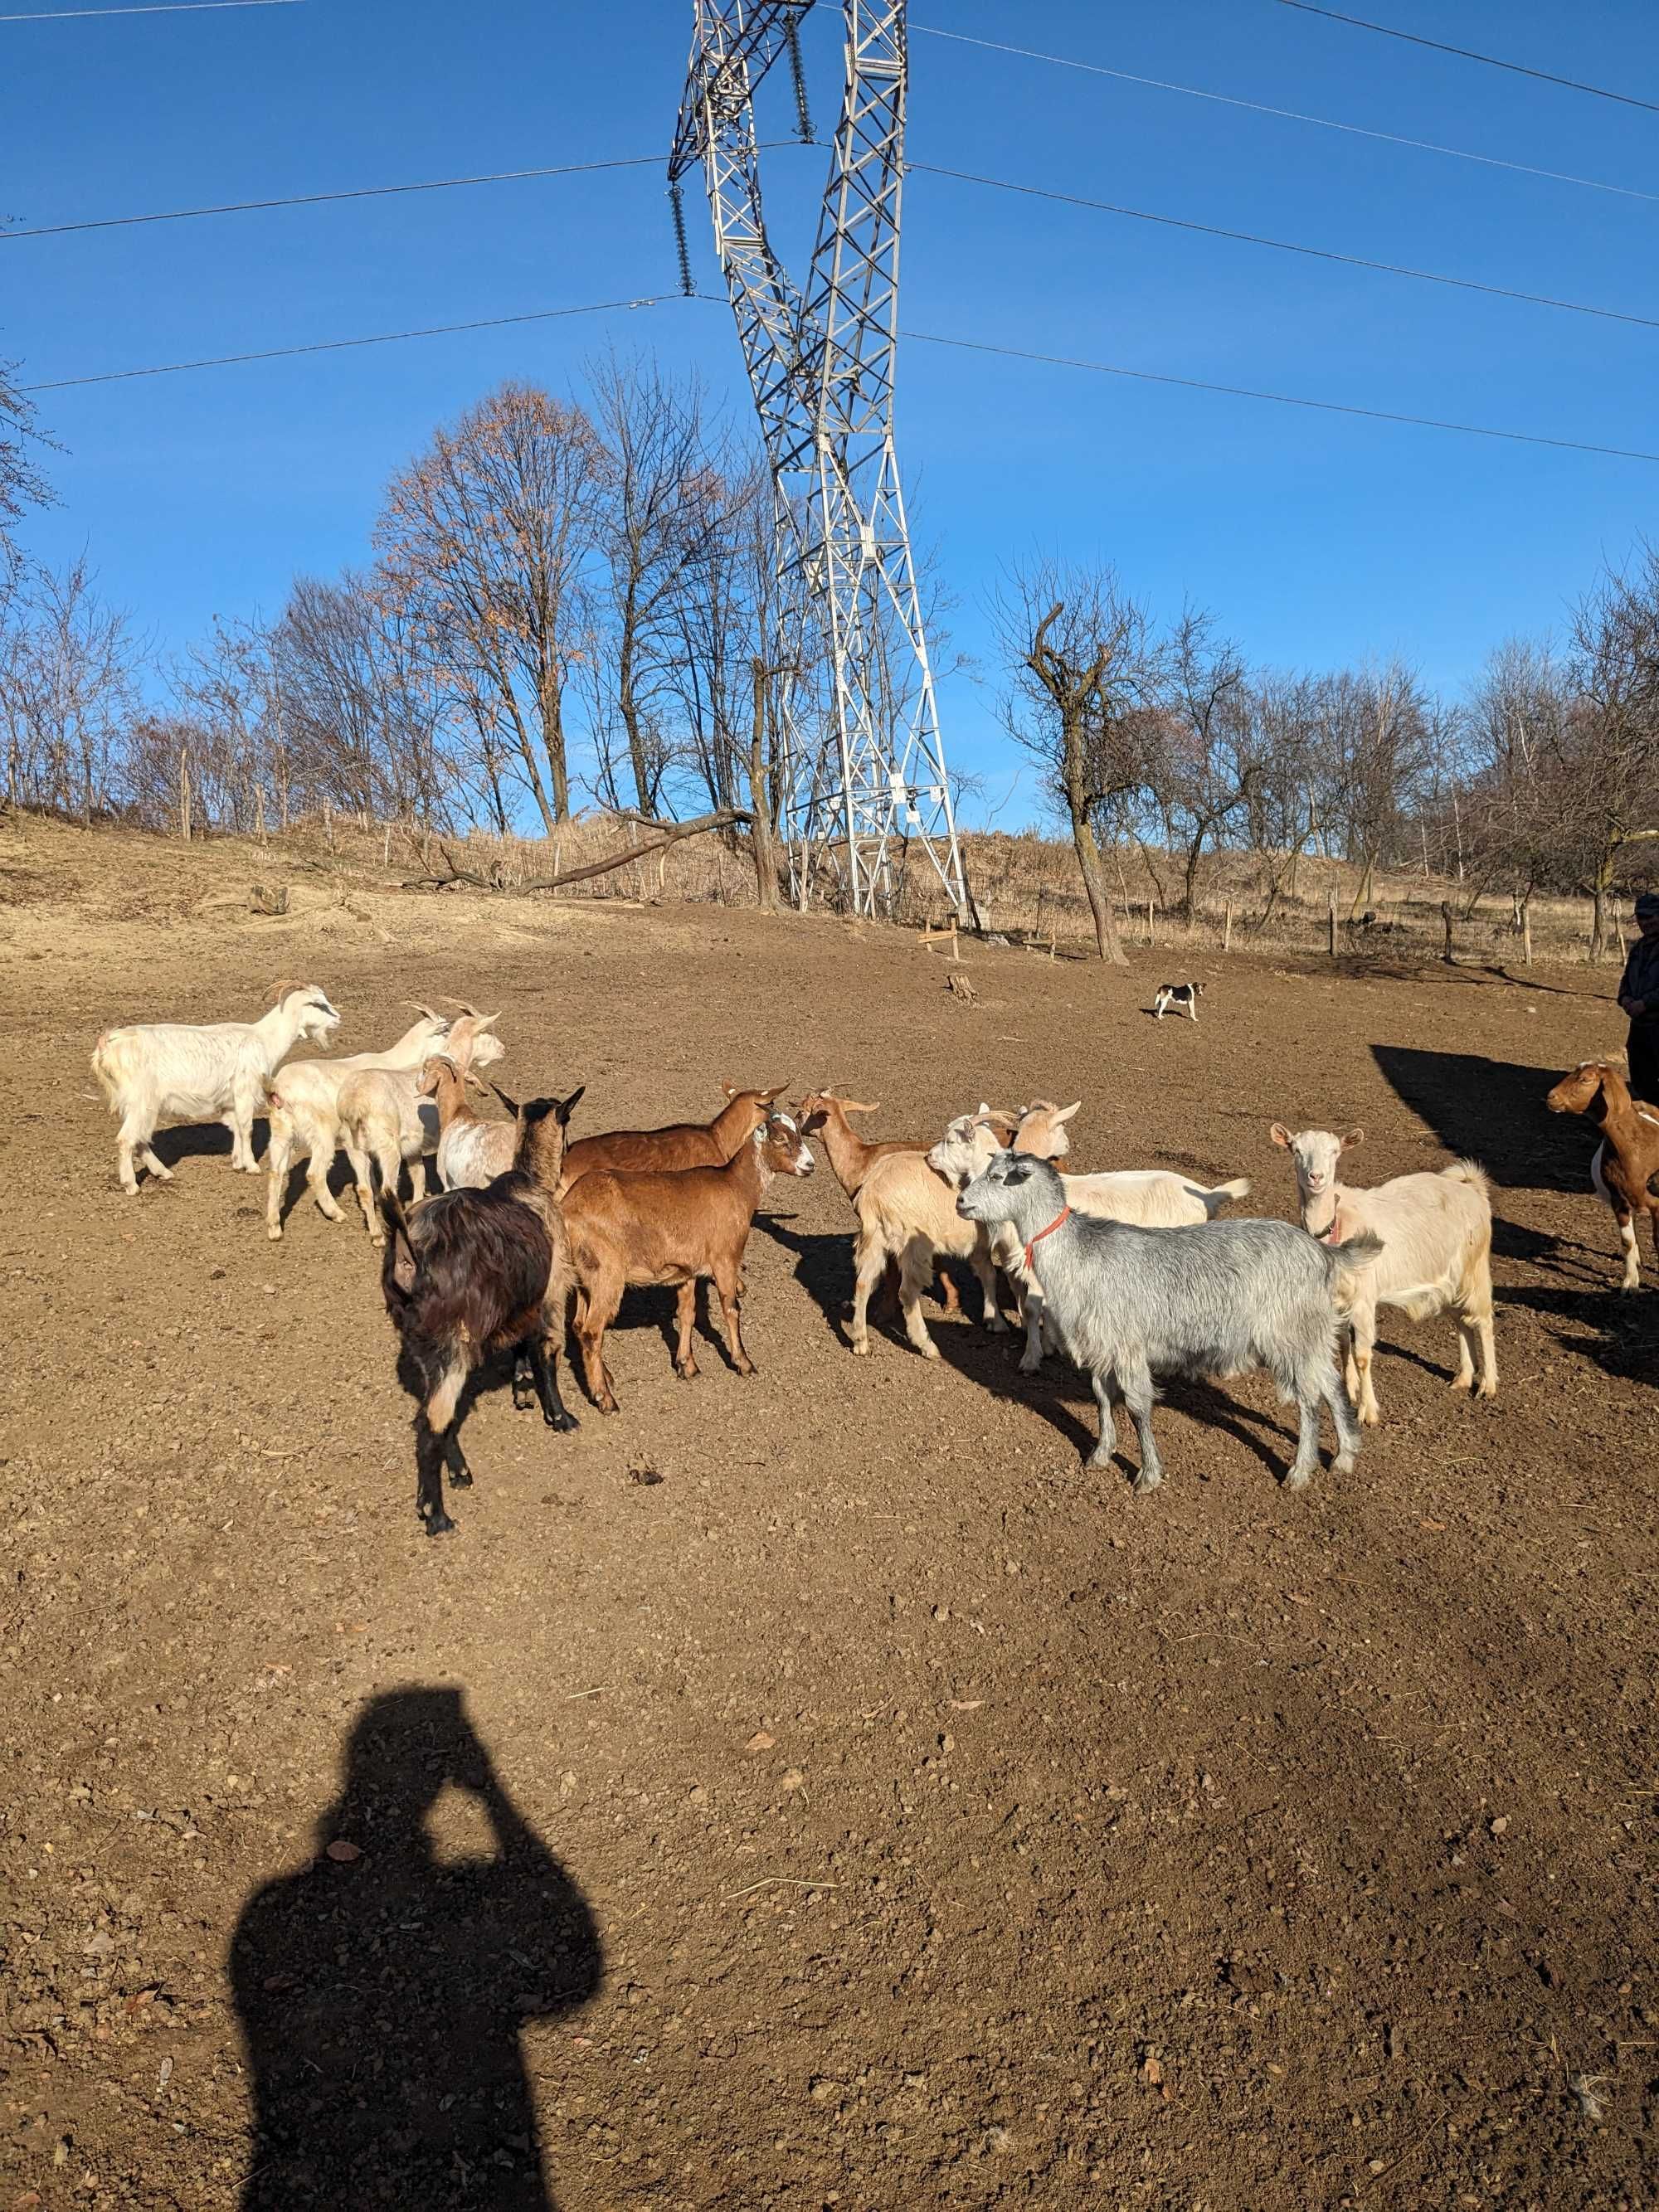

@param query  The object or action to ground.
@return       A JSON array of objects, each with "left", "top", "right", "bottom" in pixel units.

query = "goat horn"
[
  {"left": 407, "top": 1001, "right": 445, "bottom": 1022},
  {"left": 268, "top": 977, "right": 304, "bottom": 1006}
]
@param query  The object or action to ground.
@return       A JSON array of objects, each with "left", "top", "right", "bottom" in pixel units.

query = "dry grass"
[{"left": 0, "top": 801, "right": 1631, "bottom": 970}]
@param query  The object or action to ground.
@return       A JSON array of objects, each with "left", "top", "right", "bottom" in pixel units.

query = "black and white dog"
[{"left": 1152, "top": 981, "right": 1204, "bottom": 1023}]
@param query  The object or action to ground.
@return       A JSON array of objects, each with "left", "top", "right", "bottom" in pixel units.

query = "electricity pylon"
[{"left": 669, "top": 0, "right": 969, "bottom": 918}]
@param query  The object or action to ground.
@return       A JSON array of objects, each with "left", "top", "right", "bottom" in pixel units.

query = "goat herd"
[{"left": 89, "top": 981, "right": 1652, "bottom": 1535}]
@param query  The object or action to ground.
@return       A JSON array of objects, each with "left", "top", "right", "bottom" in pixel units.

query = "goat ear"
[
  {"left": 722, "top": 1080, "right": 738, "bottom": 1100},
  {"left": 1055, "top": 1101, "right": 1082, "bottom": 1123},
  {"left": 557, "top": 1084, "right": 586, "bottom": 1122},
  {"left": 1340, "top": 1126, "right": 1365, "bottom": 1153},
  {"left": 842, "top": 1098, "right": 881, "bottom": 1115},
  {"left": 760, "top": 1082, "right": 788, "bottom": 1104},
  {"left": 475, "top": 1013, "right": 500, "bottom": 1033},
  {"left": 486, "top": 1078, "right": 521, "bottom": 1118},
  {"left": 1269, "top": 1122, "right": 1293, "bottom": 1148}
]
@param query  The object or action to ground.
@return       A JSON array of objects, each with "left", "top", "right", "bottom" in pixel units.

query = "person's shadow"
[{"left": 230, "top": 1687, "right": 601, "bottom": 2209}]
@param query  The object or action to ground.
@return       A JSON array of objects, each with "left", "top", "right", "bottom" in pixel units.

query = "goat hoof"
[
  {"left": 423, "top": 1511, "right": 457, "bottom": 1536},
  {"left": 850, "top": 1339, "right": 870, "bottom": 1358},
  {"left": 546, "top": 1409, "right": 579, "bottom": 1432},
  {"left": 1332, "top": 1451, "right": 1356, "bottom": 1477},
  {"left": 1131, "top": 1470, "right": 1162, "bottom": 1495},
  {"left": 448, "top": 1469, "right": 473, "bottom": 1488},
  {"left": 1017, "top": 1353, "right": 1042, "bottom": 1375},
  {"left": 674, "top": 1360, "right": 698, "bottom": 1381},
  {"left": 1283, "top": 1466, "right": 1313, "bottom": 1491}
]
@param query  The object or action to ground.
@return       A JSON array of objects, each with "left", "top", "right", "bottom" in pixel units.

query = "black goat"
[{"left": 380, "top": 1085, "right": 583, "bottom": 1535}]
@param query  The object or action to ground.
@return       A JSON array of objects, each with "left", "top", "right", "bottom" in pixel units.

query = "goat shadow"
[
  {"left": 753, "top": 1213, "right": 968, "bottom": 1349},
  {"left": 229, "top": 1685, "right": 601, "bottom": 2209},
  {"left": 923, "top": 1310, "right": 1317, "bottom": 1491},
  {"left": 147, "top": 1115, "right": 272, "bottom": 1173},
  {"left": 1369, "top": 1043, "right": 1593, "bottom": 1194},
  {"left": 1501, "top": 1281, "right": 1659, "bottom": 1391}
]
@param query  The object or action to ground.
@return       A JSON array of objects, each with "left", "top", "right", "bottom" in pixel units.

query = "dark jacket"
[{"left": 1618, "top": 931, "right": 1659, "bottom": 1021}]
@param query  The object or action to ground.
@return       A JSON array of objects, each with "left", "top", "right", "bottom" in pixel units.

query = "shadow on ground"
[{"left": 230, "top": 1685, "right": 601, "bottom": 2210}]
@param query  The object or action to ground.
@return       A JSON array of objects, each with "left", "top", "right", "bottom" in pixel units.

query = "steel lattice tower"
[{"left": 669, "top": 0, "right": 968, "bottom": 918}]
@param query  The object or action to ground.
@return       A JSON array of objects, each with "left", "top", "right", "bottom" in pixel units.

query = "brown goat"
[
  {"left": 557, "top": 1081, "right": 786, "bottom": 1197},
  {"left": 562, "top": 1110, "right": 815, "bottom": 1412},
  {"left": 1546, "top": 1059, "right": 1659, "bottom": 1290},
  {"left": 380, "top": 1084, "right": 584, "bottom": 1535},
  {"left": 797, "top": 1088, "right": 964, "bottom": 1318}
]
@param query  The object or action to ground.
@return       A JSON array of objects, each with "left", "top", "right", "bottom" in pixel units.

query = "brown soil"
[{"left": 2, "top": 816, "right": 1655, "bottom": 2210}]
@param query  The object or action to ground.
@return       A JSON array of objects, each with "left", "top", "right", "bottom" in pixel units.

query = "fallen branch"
[{"left": 401, "top": 808, "right": 753, "bottom": 895}]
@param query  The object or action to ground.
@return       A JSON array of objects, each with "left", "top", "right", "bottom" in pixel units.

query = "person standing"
[{"left": 1617, "top": 891, "right": 1659, "bottom": 1103}]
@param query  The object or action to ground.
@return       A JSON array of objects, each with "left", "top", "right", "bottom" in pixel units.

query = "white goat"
[
  {"left": 91, "top": 980, "right": 340, "bottom": 1195},
  {"left": 338, "top": 1011, "right": 505, "bottom": 1242},
  {"left": 929, "top": 1102, "right": 1253, "bottom": 1372},
  {"left": 1270, "top": 1123, "right": 1496, "bottom": 1422},
  {"left": 262, "top": 1005, "right": 451, "bottom": 1242}
]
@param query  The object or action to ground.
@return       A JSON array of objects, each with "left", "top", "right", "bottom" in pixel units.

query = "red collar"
[{"left": 1024, "top": 1205, "right": 1072, "bottom": 1271}]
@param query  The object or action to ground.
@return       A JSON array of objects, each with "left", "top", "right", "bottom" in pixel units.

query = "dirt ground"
[{"left": 2, "top": 818, "right": 1655, "bottom": 2211}]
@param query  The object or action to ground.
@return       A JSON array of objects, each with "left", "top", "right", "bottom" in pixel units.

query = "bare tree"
[
  {"left": 666, "top": 465, "right": 793, "bottom": 907},
  {"left": 0, "top": 557, "right": 138, "bottom": 820},
  {"left": 375, "top": 382, "right": 602, "bottom": 829},
  {"left": 1146, "top": 605, "right": 1247, "bottom": 923},
  {"left": 589, "top": 352, "right": 733, "bottom": 815},
  {"left": 1, "top": 358, "right": 52, "bottom": 605},
  {"left": 272, "top": 571, "right": 456, "bottom": 825},
  {"left": 995, "top": 562, "right": 1160, "bottom": 964},
  {"left": 1566, "top": 547, "right": 1659, "bottom": 955}
]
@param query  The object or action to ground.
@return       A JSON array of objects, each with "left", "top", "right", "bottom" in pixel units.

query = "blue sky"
[{"left": 5, "top": 0, "right": 1657, "bottom": 824}]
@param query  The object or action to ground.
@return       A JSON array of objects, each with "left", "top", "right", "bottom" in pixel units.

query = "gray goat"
[{"left": 956, "top": 1152, "right": 1381, "bottom": 1492}]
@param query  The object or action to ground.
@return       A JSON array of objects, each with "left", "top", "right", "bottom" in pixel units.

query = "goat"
[
  {"left": 338, "top": 1012, "right": 505, "bottom": 1242},
  {"left": 798, "top": 1088, "right": 964, "bottom": 1317},
  {"left": 427, "top": 1040, "right": 518, "bottom": 1194},
  {"left": 562, "top": 1109, "right": 815, "bottom": 1412},
  {"left": 557, "top": 1082, "right": 786, "bottom": 1197},
  {"left": 92, "top": 980, "right": 339, "bottom": 1194},
  {"left": 1269, "top": 1123, "right": 1497, "bottom": 1422},
  {"left": 262, "top": 1005, "right": 450, "bottom": 1241},
  {"left": 848, "top": 1133, "right": 1010, "bottom": 1359},
  {"left": 957, "top": 1150, "right": 1377, "bottom": 1491},
  {"left": 1545, "top": 1060, "right": 1659, "bottom": 1291},
  {"left": 929, "top": 1105, "right": 1253, "bottom": 1372},
  {"left": 380, "top": 1084, "right": 585, "bottom": 1536}
]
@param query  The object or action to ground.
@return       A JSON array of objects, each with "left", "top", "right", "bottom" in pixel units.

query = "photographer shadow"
[{"left": 231, "top": 1685, "right": 601, "bottom": 2209}]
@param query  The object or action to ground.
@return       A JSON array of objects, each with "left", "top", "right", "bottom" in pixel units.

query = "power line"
[
  {"left": 2, "top": 154, "right": 665, "bottom": 242},
  {"left": 902, "top": 327, "right": 1659, "bottom": 465},
  {"left": 1276, "top": 1, "right": 1659, "bottom": 116},
  {"left": 0, "top": 1, "right": 298, "bottom": 19},
  {"left": 911, "top": 23, "right": 1659, "bottom": 207},
  {"left": 29, "top": 287, "right": 1658, "bottom": 467},
  {"left": 18, "top": 294, "right": 673, "bottom": 391},
  {"left": 913, "top": 162, "right": 1659, "bottom": 334}
]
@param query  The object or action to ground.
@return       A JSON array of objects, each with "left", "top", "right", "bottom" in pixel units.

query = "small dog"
[{"left": 1152, "top": 981, "right": 1204, "bottom": 1023}]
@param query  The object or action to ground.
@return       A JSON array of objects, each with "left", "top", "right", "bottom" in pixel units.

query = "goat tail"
[
  {"left": 1323, "top": 1228, "right": 1384, "bottom": 1277},
  {"left": 90, "top": 1033, "right": 122, "bottom": 1110},
  {"left": 379, "top": 1189, "right": 420, "bottom": 1300},
  {"left": 1209, "top": 1175, "right": 1251, "bottom": 1208},
  {"left": 1441, "top": 1157, "right": 1491, "bottom": 1202}
]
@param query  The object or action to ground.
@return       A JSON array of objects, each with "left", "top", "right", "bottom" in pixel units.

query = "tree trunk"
[
  {"left": 1067, "top": 783, "right": 1126, "bottom": 964},
  {"left": 538, "top": 675, "right": 570, "bottom": 825},
  {"left": 747, "top": 659, "right": 781, "bottom": 914}
]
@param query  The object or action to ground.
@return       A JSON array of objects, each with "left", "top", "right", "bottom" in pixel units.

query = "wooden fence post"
[
  {"left": 1327, "top": 888, "right": 1337, "bottom": 958},
  {"left": 1146, "top": 897, "right": 1155, "bottom": 946},
  {"left": 178, "top": 747, "right": 192, "bottom": 842},
  {"left": 1441, "top": 901, "right": 1455, "bottom": 965},
  {"left": 1224, "top": 901, "right": 1233, "bottom": 953},
  {"left": 1521, "top": 901, "right": 1532, "bottom": 967}
]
